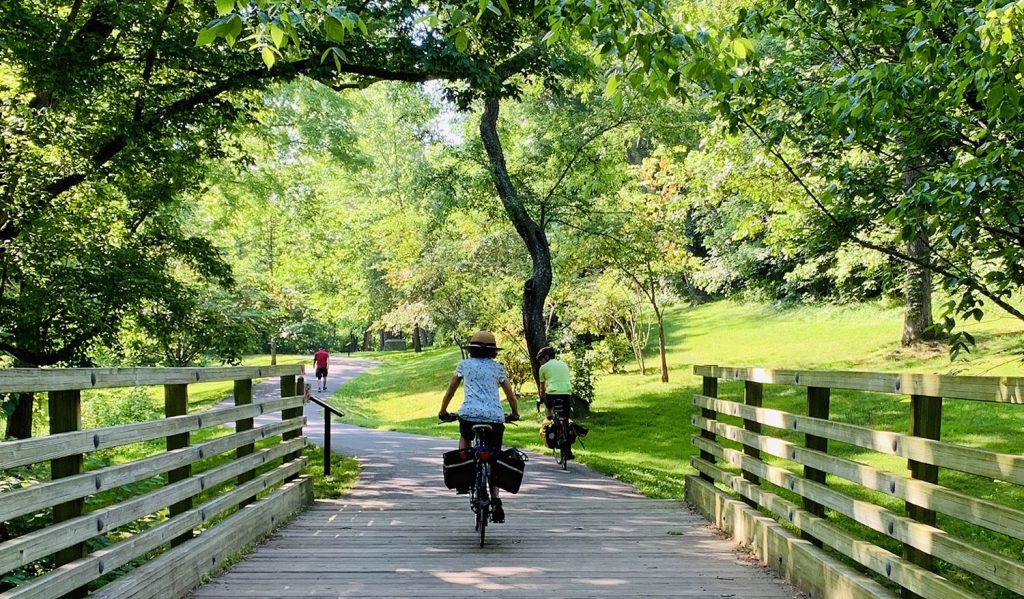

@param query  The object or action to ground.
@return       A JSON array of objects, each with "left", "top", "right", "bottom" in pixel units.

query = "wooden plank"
[
  {"left": 685, "top": 474, "right": 895, "bottom": 599},
  {"left": 803, "top": 386, "right": 830, "bottom": 547},
  {"left": 691, "top": 435, "right": 1024, "bottom": 594},
  {"left": 0, "top": 365, "right": 304, "bottom": 394},
  {"left": 692, "top": 460, "right": 977, "bottom": 599},
  {"left": 692, "top": 365, "right": 1024, "bottom": 404},
  {"left": 165, "top": 384, "right": 192, "bottom": 547},
  {"left": 89, "top": 477, "right": 312, "bottom": 599},
  {"left": 0, "top": 418, "right": 302, "bottom": 523},
  {"left": 699, "top": 374, "right": 718, "bottom": 483},
  {"left": 742, "top": 380, "right": 763, "bottom": 508},
  {"left": 0, "top": 434, "right": 305, "bottom": 575},
  {"left": 692, "top": 394, "right": 1024, "bottom": 485},
  {"left": 0, "top": 395, "right": 303, "bottom": 470},
  {"left": 3, "top": 467, "right": 309, "bottom": 599},
  {"left": 691, "top": 414, "right": 1024, "bottom": 541},
  {"left": 280, "top": 375, "right": 301, "bottom": 471},
  {"left": 904, "top": 394, "right": 942, "bottom": 597},
  {"left": 47, "top": 389, "right": 86, "bottom": 598}
]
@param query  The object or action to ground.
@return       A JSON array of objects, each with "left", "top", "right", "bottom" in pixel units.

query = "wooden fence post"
[
  {"left": 802, "top": 386, "right": 831, "bottom": 547},
  {"left": 902, "top": 394, "right": 942, "bottom": 599},
  {"left": 281, "top": 375, "right": 301, "bottom": 479},
  {"left": 49, "top": 389, "right": 86, "bottom": 598},
  {"left": 234, "top": 378, "right": 255, "bottom": 508},
  {"left": 699, "top": 374, "right": 718, "bottom": 483},
  {"left": 164, "top": 383, "right": 192, "bottom": 547},
  {"left": 741, "top": 380, "right": 763, "bottom": 508}
]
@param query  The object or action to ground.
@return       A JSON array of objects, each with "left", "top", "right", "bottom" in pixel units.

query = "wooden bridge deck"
[{"left": 192, "top": 361, "right": 799, "bottom": 598}]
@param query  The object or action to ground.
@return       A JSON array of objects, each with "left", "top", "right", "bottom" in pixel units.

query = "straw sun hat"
[{"left": 465, "top": 330, "right": 503, "bottom": 350}]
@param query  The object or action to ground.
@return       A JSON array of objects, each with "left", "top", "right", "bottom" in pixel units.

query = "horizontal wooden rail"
[
  {"left": 692, "top": 413, "right": 1024, "bottom": 541},
  {"left": 689, "top": 364, "right": 1024, "bottom": 599},
  {"left": 692, "top": 435, "right": 1024, "bottom": 594},
  {"left": 1, "top": 460, "right": 306, "bottom": 599},
  {"left": 0, "top": 395, "right": 303, "bottom": 469},
  {"left": 0, "top": 417, "right": 301, "bottom": 523},
  {"left": 0, "top": 363, "right": 315, "bottom": 597},
  {"left": 0, "top": 365, "right": 304, "bottom": 394},
  {"left": 693, "top": 394, "right": 1024, "bottom": 486},
  {"left": 693, "top": 365, "right": 1024, "bottom": 404},
  {"left": 692, "top": 458, "right": 978, "bottom": 599},
  {"left": 0, "top": 434, "right": 305, "bottom": 575}
]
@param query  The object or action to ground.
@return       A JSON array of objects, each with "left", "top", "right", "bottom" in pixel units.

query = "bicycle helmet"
[{"left": 536, "top": 346, "right": 555, "bottom": 360}]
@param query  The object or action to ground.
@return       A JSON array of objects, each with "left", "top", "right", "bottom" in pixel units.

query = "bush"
[
  {"left": 501, "top": 347, "right": 532, "bottom": 396},
  {"left": 587, "top": 334, "right": 631, "bottom": 374},
  {"left": 569, "top": 345, "right": 594, "bottom": 416}
]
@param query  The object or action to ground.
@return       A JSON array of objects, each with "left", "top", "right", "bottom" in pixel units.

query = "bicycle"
[
  {"left": 544, "top": 397, "right": 575, "bottom": 470},
  {"left": 440, "top": 412, "right": 519, "bottom": 547}
]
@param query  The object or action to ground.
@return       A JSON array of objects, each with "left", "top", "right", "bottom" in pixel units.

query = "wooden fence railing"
[
  {"left": 0, "top": 365, "right": 313, "bottom": 599},
  {"left": 687, "top": 364, "right": 1024, "bottom": 599}
]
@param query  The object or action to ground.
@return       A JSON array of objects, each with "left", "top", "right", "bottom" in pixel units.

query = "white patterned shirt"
[{"left": 455, "top": 358, "right": 507, "bottom": 423}]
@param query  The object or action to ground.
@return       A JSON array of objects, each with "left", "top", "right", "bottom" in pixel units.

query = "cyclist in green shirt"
[{"left": 537, "top": 346, "right": 573, "bottom": 419}]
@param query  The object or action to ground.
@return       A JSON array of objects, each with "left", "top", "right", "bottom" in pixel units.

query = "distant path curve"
[{"left": 195, "top": 356, "right": 800, "bottom": 598}]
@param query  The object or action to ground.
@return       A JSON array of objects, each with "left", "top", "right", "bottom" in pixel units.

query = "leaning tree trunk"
[
  {"left": 479, "top": 95, "right": 552, "bottom": 384},
  {"left": 652, "top": 303, "right": 669, "bottom": 383},
  {"left": 902, "top": 234, "right": 936, "bottom": 345}
]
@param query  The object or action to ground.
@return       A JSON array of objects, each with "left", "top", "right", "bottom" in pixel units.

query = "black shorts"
[
  {"left": 545, "top": 394, "right": 572, "bottom": 417},
  {"left": 315, "top": 367, "right": 328, "bottom": 380},
  {"left": 458, "top": 418, "right": 504, "bottom": 449}
]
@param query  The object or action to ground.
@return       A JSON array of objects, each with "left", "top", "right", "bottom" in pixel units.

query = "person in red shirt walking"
[{"left": 313, "top": 346, "right": 330, "bottom": 392}]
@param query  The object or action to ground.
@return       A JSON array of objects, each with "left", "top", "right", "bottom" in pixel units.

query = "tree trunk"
[
  {"left": 479, "top": 95, "right": 552, "bottom": 384},
  {"left": 5, "top": 360, "right": 36, "bottom": 439},
  {"left": 270, "top": 336, "right": 277, "bottom": 365},
  {"left": 413, "top": 324, "right": 422, "bottom": 352},
  {"left": 900, "top": 155, "right": 935, "bottom": 346},
  {"left": 653, "top": 304, "right": 669, "bottom": 383},
  {"left": 902, "top": 234, "right": 936, "bottom": 345},
  {"left": 5, "top": 392, "right": 34, "bottom": 439}
]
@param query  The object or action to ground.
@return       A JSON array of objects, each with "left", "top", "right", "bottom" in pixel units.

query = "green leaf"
[
  {"left": 270, "top": 25, "right": 285, "bottom": 48},
  {"left": 356, "top": 16, "right": 368, "bottom": 36},
  {"left": 455, "top": 30, "right": 469, "bottom": 53},
  {"left": 216, "top": 0, "right": 234, "bottom": 16},
  {"left": 604, "top": 73, "right": 619, "bottom": 97},
  {"left": 262, "top": 46, "right": 276, "bottom": 69},
  {"left": 196, "top": 27, "right": 217, "bottom": 46},
  {"left": 325, "top": 16, "right": 346, "bottom": 43}
]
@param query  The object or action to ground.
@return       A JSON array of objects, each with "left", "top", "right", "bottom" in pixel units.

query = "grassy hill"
[
  {"left": 329, "top": 299, "right": 1024, "bottom": 596},
  {"left": 331, "top": 299, "right": 1024, "bottom": 495}
]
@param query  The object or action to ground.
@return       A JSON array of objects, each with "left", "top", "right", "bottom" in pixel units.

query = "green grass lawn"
[{"left": 330, "top": 299, "right": 1024, "bottom": 597}]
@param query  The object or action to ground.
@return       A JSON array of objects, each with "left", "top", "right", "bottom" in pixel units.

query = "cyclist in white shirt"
[{"left": 439, "top": 330, "right": 519, "bottom": 521}]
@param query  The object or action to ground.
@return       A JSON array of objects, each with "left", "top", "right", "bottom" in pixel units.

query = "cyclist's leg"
[
  {"left": 488, "top": 423, "right": 505, "bottom": 499},
  {"left": 457, "top": 418, "right": 473, "bottom": 450}
]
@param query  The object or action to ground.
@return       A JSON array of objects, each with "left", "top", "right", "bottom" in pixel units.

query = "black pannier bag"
[
  {"left": 493, "top": 448, "right": 528, "bottom": 494},
  {"left": 543, "top": 423, "right": 559, "bottom": 449},
  {"left": 442, "top": 448, "right": 474, "bottom": 490}
]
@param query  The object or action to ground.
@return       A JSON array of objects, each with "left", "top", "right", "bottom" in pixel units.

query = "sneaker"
[
  {"left": 567, "top": 450, "right": 575, "bottom": 460},
  {"left": 456, "top": 486, "right": 469, "bottom": 495},
  {"left": 491, "top": 499, "right": 505, "bottom": 523}
]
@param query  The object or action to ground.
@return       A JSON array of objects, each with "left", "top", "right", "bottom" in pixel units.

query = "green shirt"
[{"left": 539, "top": 359, "right": 572, "bottom": 394}]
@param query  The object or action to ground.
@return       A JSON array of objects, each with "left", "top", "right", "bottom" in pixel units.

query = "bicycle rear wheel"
[{"left": 475, "top": 462, "right": 489, "bottom": 546}]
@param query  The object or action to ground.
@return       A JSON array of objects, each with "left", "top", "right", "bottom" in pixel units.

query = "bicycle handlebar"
[{"left": 438, "top": 412, "right": 520, "bottom": 423}]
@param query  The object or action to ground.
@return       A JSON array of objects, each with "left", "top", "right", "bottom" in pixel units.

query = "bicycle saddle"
[{"left": 472, "top": 423, "right": 493, "bottom": 431}]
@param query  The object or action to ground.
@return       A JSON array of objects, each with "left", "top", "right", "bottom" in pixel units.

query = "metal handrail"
[{"left": 304, "top": 384, "right": 344, "bottom": 476}]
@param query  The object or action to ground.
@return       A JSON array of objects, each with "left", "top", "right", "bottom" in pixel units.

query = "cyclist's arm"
[
  {"left": 500, "top": 379, "right": 519, "bottom": 417},
  {"left": 538, "top": 380, "right": 547, "bottom": 400},
  {"left": 439, "top": 375, "right": 462, "bottom": 415}
]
